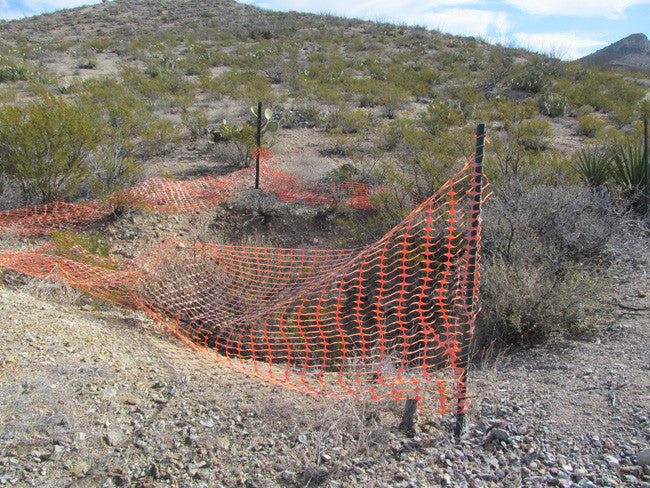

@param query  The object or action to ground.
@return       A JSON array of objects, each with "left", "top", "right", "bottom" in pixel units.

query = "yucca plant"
[
  {"left": 610, "top": 143, "right": 646, "bottom": 201},
  {"left": 575, "top": 146, "right": 611, "bottom": 188}
]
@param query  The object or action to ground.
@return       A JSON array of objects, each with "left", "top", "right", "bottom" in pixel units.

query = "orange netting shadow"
[{"left": 0, "top": 150, "right": 484, "bottom": 415}]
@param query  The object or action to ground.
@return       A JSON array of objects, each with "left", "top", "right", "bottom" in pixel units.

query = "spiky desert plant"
[
  {"left": 575, "top": 146, "right": 611, "bottom": 188},
  {"left": 610, "top": 143, "right": 645, "bottom": 201}
]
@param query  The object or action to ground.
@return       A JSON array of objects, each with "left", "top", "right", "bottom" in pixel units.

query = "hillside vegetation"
[{"left": 0, "top": 0, "right": 649, "bottom": 348}]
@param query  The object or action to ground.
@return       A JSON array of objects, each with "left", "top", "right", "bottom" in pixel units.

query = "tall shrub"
[{"left": 0, "top": 94, "right": 101, "bottom": 203}]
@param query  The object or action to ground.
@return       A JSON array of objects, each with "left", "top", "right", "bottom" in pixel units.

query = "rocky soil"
[{"left": 0, "top": 238, "right": 648, "bottom": 488}]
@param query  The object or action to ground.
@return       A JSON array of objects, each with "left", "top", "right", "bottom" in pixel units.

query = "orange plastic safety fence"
[
  {"left": 0, "top": 151, "right": 484, "bottom": 414},
  {"left": 0, "top": 150, "right": 385, "bottom": 236}
]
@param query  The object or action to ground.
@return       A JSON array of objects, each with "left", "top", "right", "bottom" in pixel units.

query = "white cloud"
[
  {"left": 502, "top": 0, "right": 649, "bottom": 19},
  {"left": 512, "top": 31, "right": 606, "bottom": 59},
  {"left": 0, "top": 0, "right": 103, "bottom": 20},
  {"left": 23, "top": 0, "right": 103, "bottom": 11},
  {"left": 243, "top": 0, "right": 484, "bottom": 23},
  {"left": 402, "top": 8, "right": 511, "bottom": 37}
]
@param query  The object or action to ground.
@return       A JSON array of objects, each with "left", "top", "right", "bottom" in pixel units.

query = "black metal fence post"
[
  {"left": 455, "top": 123, "right": 486, "bottom": 438},
  {"left": 643, "top": 118, "right": 650, "bottom": 218},
  {"left": 255, "top": 101, "right": 262, "bottom": 190}
]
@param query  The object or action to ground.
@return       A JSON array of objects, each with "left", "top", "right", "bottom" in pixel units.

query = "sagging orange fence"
[
  {"left": 0, "top": 151, "right": 385, "bottom": 236},
  {"left": 0, "top": 132, "right": 486, "bottom": 421}
]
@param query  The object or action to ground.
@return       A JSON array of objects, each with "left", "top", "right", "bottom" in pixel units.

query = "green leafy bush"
[
  {"left": 516, "top": 119, "right": 552, "bottom": 151},
  {"left": 0, "top": 94, "right": 101, "bottom": 203},
  {"left": 576, "top": 113, "right": 605, "bottom": 138},
  {"left": 325, "top": 107, "right": 374, "bottom": 134},
  {"left": 418, "top": 100, "right": 464, "bottom": 135}
]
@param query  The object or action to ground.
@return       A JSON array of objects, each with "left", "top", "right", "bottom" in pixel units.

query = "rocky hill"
[{"left": 578, "top": 33, "right": 650, "bottom": 74}]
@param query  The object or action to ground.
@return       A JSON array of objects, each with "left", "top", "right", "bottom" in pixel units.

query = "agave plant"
[
  {"left": 575, "top": 145, "right": 611, "bottom": 188},
  {"left": 610, "top": 143, "right": 646, "bottom": 201}
]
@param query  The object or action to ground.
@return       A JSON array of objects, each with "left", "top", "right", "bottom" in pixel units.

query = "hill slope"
[{"left": 578, "top": 33, "right": 650, "bottom": 74}]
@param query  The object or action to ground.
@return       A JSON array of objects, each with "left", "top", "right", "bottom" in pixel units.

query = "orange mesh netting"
[
  {"left": 0, "top": 149, "right": 485, "bottom": 414},
  {"left": 0, "top": 151, "right": 382, "bottom": 236}
]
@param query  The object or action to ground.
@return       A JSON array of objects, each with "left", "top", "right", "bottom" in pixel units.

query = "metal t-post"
[
  {"left": 643, "top": 119, "right": 650, "bottom": 218},
  {"left": 454, "top": 123, "right": 486, "bottom": 438},
  {"left": 255, "top": 101, "right": 262, "bottom": 190}
]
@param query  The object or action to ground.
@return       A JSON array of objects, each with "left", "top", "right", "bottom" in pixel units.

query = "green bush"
[
  {"left": 0, "top": 58, "right": 34, "bottom": 82},
  {"left": 576, "top": 113, "right": 605, "bottom": 138},
  {"left": 516, "top": 119, "right": 552, "bottom": 151},
  {"left": 181, "top": 107, "right": 210, "bottom": 139},
  {"left": 538, "top": 92, "right": 568, "bottom": 117},
  {"left": 325, "top": 107, "right": 374, "bottom": 134},
  {"left": 418, "top": 100, "right": 464, "bottom": 135},
  {"left": 0, "top": 94, "right": 101, "bottom": 203}
]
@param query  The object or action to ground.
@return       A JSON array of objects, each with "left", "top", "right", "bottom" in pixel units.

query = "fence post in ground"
[
  {"left": 454, "top": 123, "right": 486, "bottom": 438},
  {"left": 255, "top": 101, "right": 262, "bottom": 190},
  {"left": 398, "top": 398, "right": 418, "bottom": 436},
  {"left": 643, "top": 118, "right": 650, "bottom": 218}
]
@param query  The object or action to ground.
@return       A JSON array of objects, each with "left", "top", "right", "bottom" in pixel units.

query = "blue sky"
[{"left": 1, "top": 0, "right": 649, "bottom": 60}]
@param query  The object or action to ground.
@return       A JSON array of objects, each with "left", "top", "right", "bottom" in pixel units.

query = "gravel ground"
[{"left": 0, "top": 249, "right": 648, "bottom": 488}]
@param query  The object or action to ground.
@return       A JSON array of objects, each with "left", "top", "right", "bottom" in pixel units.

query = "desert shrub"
[
  {"left": 538, "top": 92, "right": 568, "bottom": 117},
  {"left": 321, "top": 129, "right": 358, "bottom": 157},
  {"left": 639, "top": 99, "right": 650, "bottom": 121},
  {"left": 214, "top": 70, "right": 275, "bottom": 106},
  {"left": 376, "top": 84, "right": 409, "bottom": 119},
  {"left": 566, "top": 70, "right": 645, "bottom": 114},
  {"left": 418, "top": 100, "right": 464, "bottom": 135},
  {"left": 509, "top": 64, "right": 548, "bottom": 94},
  {"left": 475, "top": 184, "right": 624, "bottom": 348},
  {"left": 576, "top": 113, "right": 605, "bottom": 138},
  {"left": 76, "top": 58, "right": 97, "bottom": 70},
  {"left": 325, "top": 107, "right": 374, "bottom": 134},
  {"left": 214, "top": 118, "right": 276, "bottom": 167},
  {"left": 181, "top": 107, "right": 210, "bottom": 139},
  {"left": 0, "top": 57, "right": 34, "bottom": 82},
  {"left": 386, "top": 64, "right": 439, "bottom": 99},
  {"left": 516, "top": 119, "right": 552, "bottom": 151},
  {"left": 0, "top": 94, "right": 101, "bottom": 203},
  {"left": 609, "top": 102, "right": 636, "bottom": 128}
]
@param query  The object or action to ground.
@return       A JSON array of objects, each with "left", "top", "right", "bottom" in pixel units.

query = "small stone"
[
  {"left": 68, "top": 460, "right": 89, "bottom": 477},
  {"left": 486, "top": 428, "right": 509, "bottom": 443},
  {"left": 623, "top": 474, "right": 639, "bottom": 484},
  {"left": 215, "top": 437, "right": 230, "bottom": 451},
  {"left": 105, "top": 430, "right": 124, "bottom": 447},
  {"left": 573, "top": 468, "right": 589, "bottom": 479},
  {"left": 280, "top": 470, "right": 294, "bottom": 481},
  {"left": 637, "top": 448, "right": 650, "bottom": 467},
  {"left": 577, "top": 480, "right": 598, "bottom": 488},
  {"left": 101, "top": 387, "right": 117, "bottom": 400},
  {"left": 604, "top": 454, "right": 620, "bottom": 469}
]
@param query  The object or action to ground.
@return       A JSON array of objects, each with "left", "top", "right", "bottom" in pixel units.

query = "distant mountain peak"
[{"left": 578, "top": 33, "right": 650, "bottom": 75}]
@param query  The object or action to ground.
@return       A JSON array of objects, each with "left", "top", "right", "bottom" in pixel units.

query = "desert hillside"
[{"left": 0, "top": 1, "right": 649, "bottom": 487}]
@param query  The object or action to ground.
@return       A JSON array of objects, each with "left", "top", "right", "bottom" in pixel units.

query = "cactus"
[
  {"left": 207, "top": 105, "right": 284, "bottom": 167},
  {"left": 250, "top": 105, "right": 285, "bottom": 134}
]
